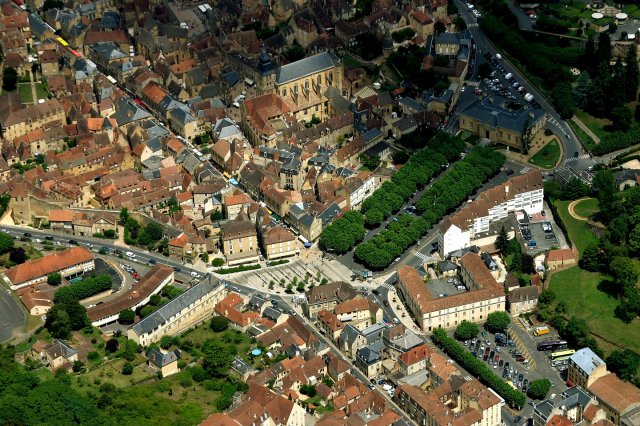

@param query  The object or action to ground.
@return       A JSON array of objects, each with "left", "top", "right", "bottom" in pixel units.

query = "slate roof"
[
  {"left": 569, "top": 348, "right": 605, "bottom": 376},
  {"left": 460, "top": 95, "right": 545, "bottom": 133},
  {"left": 131, "top": 277, "right": 222, "bottom": 336},
  {"left": 147, "top": 348, "right": 180, "bottom": 368},
  {"left": 275, "top": 52, "right": 341, "bottom": 85}
]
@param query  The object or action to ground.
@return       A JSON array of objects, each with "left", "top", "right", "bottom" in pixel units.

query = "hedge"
[
  {"left": 592, "top": 126, "right": 640, "bottom": 156},
  {"left": 268, "top": 259, "right": 290, "bottom": 267},
  {"left": 54, "top": 275, "right": 112, "bottom": 304},
  {"left": 216, "top": 264, "right": 262, "bottom": 274},
  {"left": 353, "top": 147, "right": 504, "bottom": 269},
  {"left": 432, "top": 328, "right": 526, "bottom": 409}
]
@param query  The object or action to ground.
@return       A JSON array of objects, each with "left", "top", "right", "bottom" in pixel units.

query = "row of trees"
[
  {"left": 353, "top": 147, "right": 504, "bottom": 269},
  {"left": 319, "top": 132, "right": 465, "bottom": 253},
  {"left": 432, "top": 328, "right": 526, "bottom": 408},
  {"left": 53, "top": 275, "right": 112, "bottom": 304}
]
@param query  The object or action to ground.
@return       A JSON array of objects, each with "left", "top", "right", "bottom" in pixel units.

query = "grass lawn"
[
  {"left": 568, "top": 120, "right": 597, "bottom": 152},
  {"left": 573, "top": 198, "right": 600, "bottom": 219},
  {"left": 34, "top": 83, "right": 48, "bottom": 101},
  {"left": 550, "top": 266, "right": 640, "bottom": 354},
  {"left": 529, "top": 139, "right": 560, "bottom": 169},
  {"left": 342, "top": 54, "right": 367, "bottom": 69},
  {"left": 18, "top": 83, "right": 33, "bottom": 104},
  {"left": 574, "top": 109, "right": 611, "bottom": 141},
  {"left": 553, "top": 200, "right": 599, "bottom": 254}
]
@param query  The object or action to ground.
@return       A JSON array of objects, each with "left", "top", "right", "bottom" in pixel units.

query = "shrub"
[
  {"left": 121, "top": 362, "right": 133, "bottom": 375},
  {"left": 54, "top": 275, "right": 112, "bottom": 303},
  {"left": 527, "top": 378, "right": 551, "bottom": 400},
  {"left": 47, "top": 272, "right": 61, "bottom": 286},
  {"left": 216, "top": 264, "right": 261, "bottom": 274},
  {"left": 210, "top": 316, "right": 229, "bottom": 332},
  {"left": 211, "top": 258, "right": 225, "bottom": 267}
]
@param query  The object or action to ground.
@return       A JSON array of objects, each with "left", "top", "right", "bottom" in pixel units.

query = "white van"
[
  {"left": 495, "top": 53, "right": 502, "bottom": 60},
  {"left": 505, "top": 73, "right": 513, "bottom": 80}
]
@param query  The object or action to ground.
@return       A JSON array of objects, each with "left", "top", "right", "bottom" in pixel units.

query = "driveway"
[{"left": 0, "top": 288, "right": 26, "bottom": 342}]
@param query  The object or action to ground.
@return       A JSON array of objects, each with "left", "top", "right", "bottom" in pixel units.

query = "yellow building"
[
  {"left": 567, "top": 347, "right": 608, "bottom": 390},
  {"left": 146, "top": 348, "right": 181, "bottom": 377},
  {"left": 274, "top": 51, "right": 343, "bottom": 123},
  {"left": 220, "top": 217, "right": 259, "bottom": 266},
  {"left": 458, "top": 96, "right": 547, "bottom": 150},
  {"left": 0, "top": 98, "right": 66, "bottom": 141}
]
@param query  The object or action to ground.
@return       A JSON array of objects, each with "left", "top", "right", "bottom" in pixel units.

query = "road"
[
  {"left": 454, "top": 0, "right": 587, "bottom": 165},
  {"left": 0, "top": 225, "right": 203, "bottom": 279}
]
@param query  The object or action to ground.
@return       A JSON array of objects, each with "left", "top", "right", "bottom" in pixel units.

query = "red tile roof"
[{"left": 4, "top": 247, "right": 93, "bottom": 286}]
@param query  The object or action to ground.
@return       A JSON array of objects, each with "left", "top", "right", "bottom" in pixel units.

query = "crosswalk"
[
  {"left": 468, "top": 23, "right": 479, "bottom": 28},
  {"left": 414, "top": 250, "right": 430, "bottom": 262},
  {"left": 564, "top": 154, "right": 590, "bottom": 163},
  {"left": 380, "top": 282, "right": 395, "bottom": 290},
  {"left": 466, "top": 80, "right": 480, "bottom": 87}
]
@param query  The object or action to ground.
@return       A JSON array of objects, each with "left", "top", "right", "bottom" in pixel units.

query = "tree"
[
  {"left": 47, "top": 272, "right": 61, "bottom": 286},
  {"left": 610, "top": 257, "right": 640, "bottom": 292},
  {"left": 118, "top": 309, "right": 135, "bottom": 324},
  {"left": 485, "top": 312, "right": 510, "bottom": 332},
  {"left": 625, "top": 46, "right": 639, "bottom": 102},
  {"left": 606, "top": 349, "right": 640, "bottom": 382},
  {"left": 119, "top": 207, "right": 129, "bottom": 225},
  {"left": 454, "top": 320, "right": 480, "bottom": 341},
  {"left": 300, "top": 384, "right": 317, "bottom": 397},
  {"left": 0, "top": 231, "right": 14, "bottom": 254},
  {"left": 392, "top": 151, "right": 410, "bottom": 165},
  {"left": 44, "top": 305, "right": 72, "bottom": 339},
  {"left": 495, "top": 226, "right": 509, "bottom": 254},
  {"left": 212, "top": 258, "right": 225, "bottom": 267},
  {"left": 611, "top": 106, "right": 632, "bottom": 131},
  {"left": 210, "top": 210, "right": 223, "bottom": 221},
  {"left": 105, "top": 338, "right": 120, "bottom": 353},
  {"left": 2, "top": 67, "right": 17, "bottom": 91},
  {"left": 160, "top": 335, "right": 174, "bottom": 349},
  {"left": 9, "top": 247, "right": 26, "bottom": 265},
  {"left": 551, "top": 82, "right": 576, "bottom": 119},
  {"left": 580, "top": 245, "right": 604, "bottom": 271},
  {"left": 360, "top": 154, "right": 381, "bottom": 171},
  {"left": 72, "top": 360, "right": 85, "bottom": 373},
  {"left": 563, "top": 317, "right": 590, "bottom": 347},
  {"left": 538, "top": 289, "right": 556, "bottom": 307},
  {"left": 629, "top": 224, "right": 640, "bottom": 254},
  {"left": 210, "top": 316, "right": 229, "bottom": 332},
  {"left": 592, "top": 170, "right": 616, "bottom": 211},
  {"left": 202, "top": 340, "right": 235, "bottom": 378},
  {"left": 521, "top": 254, "right": 536, "bottom": 274},
  {"left": 121, "top": 362, "right": 133, "bottom": 375},
  {"left": 527, "top": 379, "right": 551, "bottom": 400},
  {"left": 283, "top": 42, "right": 305, "bottom": 62}
]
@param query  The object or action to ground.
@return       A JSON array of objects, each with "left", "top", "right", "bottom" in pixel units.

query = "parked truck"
[
  {"left": 524, "top": 93, "right": 534, "bottom": 102},
  {"left": 533, "top": 326, "right": 549, "bottom": 336}
]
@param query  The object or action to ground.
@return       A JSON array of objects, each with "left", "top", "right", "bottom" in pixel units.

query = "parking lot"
[
  {"left": 425, "top": 276, "right": 466, "bottom": 299},
  {"left": 518, "top": 219, "right": 559, "bottom": 252},
  {"left": 481, "top": 53, "right": 542, "bottom": 110}
]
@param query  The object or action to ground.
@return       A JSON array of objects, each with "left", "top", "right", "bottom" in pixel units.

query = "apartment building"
[
  {"left": 438, "top": 171, "right": 544, "bottom": 257},
  {"left": 220, "top": 215, "right": 259, "bottom": 266},
  {"left": 304, "top": 281, "right": 358, "bottom": 320},
  {"left": 0, "top": 98, "right": 65, "bottom": 141},
  {"left": 128, "top": 278, "right": 227, "bottom": 345},
  {"left": 396, "top": 254, "right": 505, "bottom": 332}
]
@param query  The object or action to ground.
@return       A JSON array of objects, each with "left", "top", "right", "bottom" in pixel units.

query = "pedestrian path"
[
  {"left": 468, "top": 23, "right": 479, "bottom": 28},
  {"left": 380, "top": 282, "right": 395, "bottom": 290},
  {"left": 466, "top": 80, "right": 480, "bottom": 87},
  {"left": 570, "top": 116, "right": 601, "bottom": 144}
]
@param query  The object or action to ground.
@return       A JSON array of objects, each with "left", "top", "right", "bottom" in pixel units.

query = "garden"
[{"left": 528, "top": 139, "right": 560, "bottom": 169}]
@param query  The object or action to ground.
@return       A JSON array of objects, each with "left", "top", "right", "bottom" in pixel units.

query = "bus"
[
  {"left": 550, "top": 349, "right": 575, "bottom": 360},
  {"left": 56, "top": 36, "right": 69, "bottom": 47},
  {"left": 537, "top": 340, "right": 568, "bottom": 352},
  {"left": 551, "top": 356, "right": 571, "bottom": 364}
]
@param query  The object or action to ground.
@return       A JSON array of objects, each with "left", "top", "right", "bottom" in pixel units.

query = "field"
[
  {"left": 550, "top": 266, "right": 640, "bottom": 354},
  {"left": 529, "top": 139, "right": 560, "bottom": 169},
  {"left": 18, "top": 83, "right": 33, "bottom": 104},
  {"left": 553, "top": 200, "right": 599, "bottom": 254},
  {"left": 572, "top": 198, "right": 600, "bottom": 219},
  {"left": 574, "top": 109, "right": 610, "bottom": 141},
  {"left": 35, "top": 83, "right": 48, "bottom": 101}
]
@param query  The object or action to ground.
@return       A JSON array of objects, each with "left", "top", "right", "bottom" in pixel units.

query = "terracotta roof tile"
[
  {"left": 4, "top": 247, "right": 93, "bottom": 286},
  {"left": 588, "top": 373, "right": 640, "bottom": 414}
]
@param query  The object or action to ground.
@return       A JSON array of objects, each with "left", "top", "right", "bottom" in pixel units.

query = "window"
[{"left": 282, "top": 88, "right": 287, "bottom": 97}]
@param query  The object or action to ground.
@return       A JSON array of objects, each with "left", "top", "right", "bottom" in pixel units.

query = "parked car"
[
  {"left": 45, "top": 236, "right": 54, "bottom": 241},
  {"left": 173, "top": 266, "right": 181, "bottom": 272},
  {"left": 383, "top": 300, "right": 390, "bottom": 307},
  {"left": 68, "top": 239, "right": 78, "bottom": 245}
]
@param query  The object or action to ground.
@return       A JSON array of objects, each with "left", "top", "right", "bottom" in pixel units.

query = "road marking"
[
  {"left": 413, "top": 250, "right": 430, "bottom": 262},
  {"left": 564, "top": 154, "right": 590, "bottom": 163}
]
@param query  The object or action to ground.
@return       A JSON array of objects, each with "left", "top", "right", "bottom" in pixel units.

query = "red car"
[{"left": 132, "top": 272, "right": 140, "bottom": 280}]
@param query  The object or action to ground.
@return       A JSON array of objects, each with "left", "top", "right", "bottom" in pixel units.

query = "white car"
[
  {"left": 190, "top": 271, "right": 200, "bottom": 278},
  {"left": 550, "top": 393, "right": 556, "bottom": 400},
  {"left": 467, "top": 3, "right": 474, "bottom": 9},
  {"left": 125, "top": 251, "right": 135, "bottom": 258}
]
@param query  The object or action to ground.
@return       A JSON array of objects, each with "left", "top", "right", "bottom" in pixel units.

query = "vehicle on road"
[
  {"left": 383, "top": 300, "right": 390, "bottom": 307},
  {"left": 45, "top": 236, "right": 54, "bottom": 241},
  {"left": 68, "top": 239, "right": 78, "bottom": 245},
  {"left": 148, "top": 258, "right": 157, "bottom": 265},
  {"left": 173, "top": 266, "right": 181, "bottom": 272},
  {"left": 537, "top": 340, "right": 568, "bottom": 351},
  {"left": 125, "top": 251, "right": 135, "bottom": 258},
  {"left": 550, "top": 349, "right": 575, "bottom": 360}
]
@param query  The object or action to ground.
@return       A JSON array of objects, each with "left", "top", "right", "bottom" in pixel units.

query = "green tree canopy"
[
  {"left": 118, "top": 309, "right": 135, "bottom": 324},
  {"left": 454, "top": 320, "right": 479, "bottom": 341},
  {"left": 485, "top": 312, "right": 510, "bottom": 333},
  {"left": 210, "top": 316, "right": 229, "bottom": 332},
  {"left": 527, "top": 378, "right": 551, "bottom": 400},
  {"left": 0, "top": 231, "right": 14, "bottom": 254},
  {"left": 47, "top": 272, "right": 61, "bottom": 286}
]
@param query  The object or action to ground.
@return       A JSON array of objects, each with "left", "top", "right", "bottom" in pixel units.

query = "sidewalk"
[{"left": 571, "top": 116, "right": 600, "bottom": 144}]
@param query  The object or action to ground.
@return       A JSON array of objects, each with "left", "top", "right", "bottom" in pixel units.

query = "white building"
[
  {"left": 438, "top": 171, "right": 543, "bottom": 257},
  {"left": 347, "top": 171, "right": 376, "bottom": 209}
]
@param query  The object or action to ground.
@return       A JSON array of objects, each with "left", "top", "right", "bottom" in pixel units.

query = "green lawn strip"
[
  {"left": 18, "top": 83, "right": 33, "bottom": 104},
  {"left": 528, "top": 139, "right": 561, "bottom": 169},
  {"left": 553, "top": 200, "right": 599, "bottom": 254},
  {"left": 568, "top": 120, "right": 597, "bottom": 152},
  {"left": 549, "top": 266, "right": 640, "bottom": 354},
  {"left": 34, "top": 83, "right": 48, "bottom": 100},
  {"left": 572, "top": 198, "right": 600, "bottom": 219},
  {"left": 574, "top": 109, "right": 610, "bottom": 140}
]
